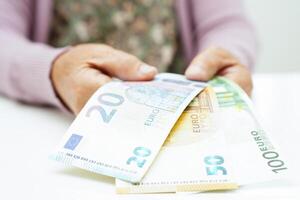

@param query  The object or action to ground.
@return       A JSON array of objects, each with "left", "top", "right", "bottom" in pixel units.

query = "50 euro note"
[
  {"left": 116, "top": 77, "right": 289, "bottom": 194},
  {"left": 50, "top": 73, "right": 205, "bottom": 183},
  {"left": 116, "top": 86, "right": 238, "bottom": 193}
]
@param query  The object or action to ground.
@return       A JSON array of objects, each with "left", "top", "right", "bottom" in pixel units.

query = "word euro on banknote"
[
  {"left": 50, "top": 73, "right": 205, "bottom": 183},
  {"left": 209, "top": 77, "right": 288, "bottom": 185},
  {"left": 116, "top": 86, "right": 238, "bottom": 194},
  {"left": 116, "top": 77, "right": 289, "bottom": 194}
]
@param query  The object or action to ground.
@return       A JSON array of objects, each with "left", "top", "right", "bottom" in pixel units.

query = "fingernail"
[{"left": 139, "top": 64, "right": 157, "bottom": 75}]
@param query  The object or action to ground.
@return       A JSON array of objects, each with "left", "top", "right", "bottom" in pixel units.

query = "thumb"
[
  {"left": 87, "top": 49, "right": 157, "bottom": 81},
  {"left": 185, "top": 47, "right": 238, "bottom": 81}
]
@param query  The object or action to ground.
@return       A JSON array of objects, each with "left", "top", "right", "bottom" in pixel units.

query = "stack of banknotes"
[{"left": 51, "top": 73, "right": 288, "bottom": 194}]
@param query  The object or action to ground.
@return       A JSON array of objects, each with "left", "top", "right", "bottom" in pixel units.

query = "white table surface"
[{"left": 0, "top": 73, "right": 299, "bottom": 200}]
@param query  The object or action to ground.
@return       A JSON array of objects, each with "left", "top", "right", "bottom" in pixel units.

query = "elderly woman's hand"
[
  {"left": 185, "top": 47, "right": 253, "bottom": 96},
  {"left": 51, "top": 44, "right": 157, "bottom": 114}
]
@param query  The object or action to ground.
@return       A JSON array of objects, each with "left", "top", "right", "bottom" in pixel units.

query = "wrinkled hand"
[
  {"left": 185, "top": 47, "right": 253, "bottom": 96},
  {"left": 51, "top": 44, "right": 157, "bottom": 114}
]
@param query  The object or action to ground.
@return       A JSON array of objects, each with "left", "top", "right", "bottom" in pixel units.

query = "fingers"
[
  {"left": 87, "top": 49, "right": 157, "bottom": 81},
  {"left": 219, "top": 65, "right": 253, "bottom": 96},
  {"left": 185, "top": 47, "right": 253, "bottom": 96},
  {"left": 51, "top": 43, "right": 158, "bottom": 115},
  {"left": 71, "top": 67, "right": 112, "bottom": 114},
  {"left": 185, "top": 47, "right": 238, "bottom": 81}
]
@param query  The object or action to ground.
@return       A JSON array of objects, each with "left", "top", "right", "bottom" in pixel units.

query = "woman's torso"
[{"left": 48, "top": 0, "right": 186, "bottom": 73}]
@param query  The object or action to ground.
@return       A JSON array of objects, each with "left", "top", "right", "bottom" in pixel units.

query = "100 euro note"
[
  {"left": 116, "top": 86, "right": 238, "bottom": 193},
  {"left": 116, "top": 77, "right": 289, "bottom": 193},
  {"left": 50, "top": 73, "right": 205, "bottom": 183},
  {"left": 210, "top": 77, "right": 288, "bottom": 185}
]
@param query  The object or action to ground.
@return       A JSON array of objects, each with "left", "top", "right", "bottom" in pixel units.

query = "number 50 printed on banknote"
[{"left": 51, "top": 73, "right": 206, "bottom": 183}]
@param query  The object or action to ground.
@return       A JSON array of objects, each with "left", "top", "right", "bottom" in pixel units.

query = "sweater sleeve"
[
  {"left": 191, "top": 0, "right": 258, "bottom": 68},
  {"left": 0, "top": 0, "right": 65, "bottom": 108}
]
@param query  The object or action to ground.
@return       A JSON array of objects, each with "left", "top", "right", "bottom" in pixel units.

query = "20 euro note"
[
  {"left": 210, "top": 77, "right": 288, "bottom": 185},
  {"left": 116, "top": 86, "right": 238, "bottom": 193},
  {"left": 50, "top": 73, "right": 205, "bottom": 183}
]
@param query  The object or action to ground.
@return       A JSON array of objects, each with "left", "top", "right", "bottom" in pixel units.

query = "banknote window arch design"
[{"left": 125, "top": 83, "right": 192, "bottom": 112}]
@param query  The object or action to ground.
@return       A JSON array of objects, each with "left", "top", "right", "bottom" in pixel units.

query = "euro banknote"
[
  {"left": 50, "top": 73, "right": 205, "bottom": 183},
  {"left": 116, "top": 86, "right": 238, "bottom": 193},
  {"left": 116, "top": 77, "right": 288, "bottom": 193},
  {"left": 210, "top": 77, "right": 288, "bottom": 185}
]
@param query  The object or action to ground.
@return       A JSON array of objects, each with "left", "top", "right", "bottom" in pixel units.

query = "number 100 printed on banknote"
[{"left": 51, "top": 73, "right": 206, "bottom": 183}]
